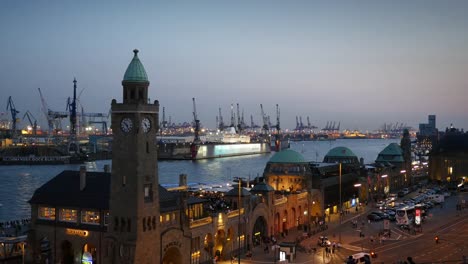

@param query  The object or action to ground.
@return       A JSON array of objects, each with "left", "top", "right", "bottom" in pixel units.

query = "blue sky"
[{"left": 1, "top": 1, "right": 467, "bottom": 131}]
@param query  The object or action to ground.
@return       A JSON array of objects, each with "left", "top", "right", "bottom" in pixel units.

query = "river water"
[{"left": 0, "top": 138, "right": 399, "bottom": 221}]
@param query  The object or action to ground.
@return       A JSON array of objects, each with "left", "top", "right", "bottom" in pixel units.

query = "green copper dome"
[
  {"left": 268, "top": 149, "right": 306, "bottom": 164},
  {"left": 375, "top": 143, "right": 404, "bottom": 163},
  {"left": 324, "top": 147, "right": 357, "bottom": 158},
  {"left": 123, "top": 49, "right": 149, "bottom": 82}
]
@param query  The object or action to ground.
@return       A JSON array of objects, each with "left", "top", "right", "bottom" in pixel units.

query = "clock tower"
[{"left": 105, "top": 49, "right": 160, "bottom": 264}]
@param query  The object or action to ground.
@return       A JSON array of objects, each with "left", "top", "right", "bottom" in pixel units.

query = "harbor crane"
[
  {"left": 218, "top": 107, "right": 225, "bottom": 131},
  {"left": 161, "top": 107, "right": 168, "bottom": 129},
  {"left": 236, "top": 103, "right": 243, "bottom": 133},
  {"left": 230, "top": 104, "right": 236, "bottom": 129},
  {"left": 192, "top": 97, "right": 201, "bottom": 143},
  {"left": 307, "top": 116, "right": 317, "bottom": 129},
  {"left": 38, "top": 88, "right": 54, "bottom": 135},
  {"left": 260, "top": 104, "right": 269, "bottom": 134},
  {"left": 23, "top": 110, "right": 38, "bottom": 135},
  {"left": 66, "top": 78, "right": 78, "bottom": 139},
  {"left": 6, "top": 96, "right": 19, "bottom": 138},
  {"left": 250, "top": 115, "right": 259, "bottom": 130},
  {"left": 275, "top": 104, "right": 280, "bottom": 132}
]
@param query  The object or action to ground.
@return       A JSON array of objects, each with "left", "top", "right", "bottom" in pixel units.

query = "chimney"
[
  {"left": 80, "top": 166, "right": 86, "bottom": 191},
  {"left": 103, "top": 164, "right": 110, "bottom": 173}
]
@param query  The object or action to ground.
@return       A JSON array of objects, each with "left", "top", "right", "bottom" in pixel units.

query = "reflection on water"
[{"left": 0, "top": 139, "right": 398, "bottom": 221}]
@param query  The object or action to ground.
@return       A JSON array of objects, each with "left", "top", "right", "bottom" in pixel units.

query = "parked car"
[
  {"left": 376, "top": 201, "right": 386, "bottom": 208},
  {"left": 367, "top": 214, "right": 381, "bottom": 221},
  {"left": 371, "top": 211, "right": 389, "bottom": 219}
]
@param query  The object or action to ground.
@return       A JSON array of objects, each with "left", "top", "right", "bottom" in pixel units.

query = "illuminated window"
[
  {"left": 81, "top": 210, "right": 100, "bottom": 225},
  {"left": 38, "top": 206, "right": 55, "bottom": 220},
  {"left": 165, "top": 214, "right": 170, "bottom": 222},
  {"left": 59, "top": 208, "right": 78, "bottom": 222},
  {"left": 160, "top": 215, "right": 163, "bottom": 223}
]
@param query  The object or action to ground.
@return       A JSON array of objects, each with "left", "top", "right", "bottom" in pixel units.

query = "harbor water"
[{"left": 0, "top": 138, "right": 399, "bottom": 221}]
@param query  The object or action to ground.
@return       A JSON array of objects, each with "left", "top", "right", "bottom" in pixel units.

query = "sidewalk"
[{"left": 217, "top": 204, "right": 374, "bottom": 264}]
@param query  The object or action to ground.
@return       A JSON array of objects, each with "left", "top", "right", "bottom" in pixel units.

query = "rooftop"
[{"left": 268, "top": 149, "right": 306, "bottom": 164}]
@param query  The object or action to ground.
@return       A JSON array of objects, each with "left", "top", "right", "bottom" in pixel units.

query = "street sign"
[{"left": 383, "top": 219, "right": 390, "bottom": 230}]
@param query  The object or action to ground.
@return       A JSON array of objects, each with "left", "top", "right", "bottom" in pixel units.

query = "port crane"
[
  {"left": 307, "top": 116, "right": 317, "bottom": 129},
  {"left": 65, "top": 78, "right": 79, "bottom": 138},
  {"left": 192, "top": 97, "right": 201, "bottom": 143},
  {"left": 250, "top": 115, "right": 259, "bottom": 130},
  {"left": 236, "top": 103, "right": 245, "bottom": 133},
  {"left": 23, "top": 110, "right": 38, "bottom": 135},
  {"left": 275, "top": 104, "right": 280, "bottom": 132},
  {"left": 161, "top": 107, "right": 168, "bottom": 129},
  {"left": 229, "top": 104, "right": 236, "bottom": 129},
  {"left": 38, "top": 88, "right": 55, "bottom": 135},
  {"left": 260, "top": 104, "right": 269, "bottom": 134},
  {"left": 6, "top": 96, "right": 19, "bottom": 138},
  {"left": 218, "top": 107, "right": 225, "bottom": 131}
]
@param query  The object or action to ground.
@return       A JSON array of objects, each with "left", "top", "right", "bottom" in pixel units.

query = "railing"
[
  {"left": 227, "top": 208, "right": 245, "bottom": 218},
  {"left": 189, "top": 216, "right": 212, "bottom": 228}
]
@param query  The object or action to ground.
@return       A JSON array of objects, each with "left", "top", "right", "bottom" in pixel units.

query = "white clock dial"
[
  {"left": 141, "top": 117, "right": 151, "bottom": 133},
  {"left": 120, "top": 118, "right": 133, "bottom": 133}
]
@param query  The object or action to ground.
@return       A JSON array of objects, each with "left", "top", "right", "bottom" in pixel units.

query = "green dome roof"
[
  {"left": 123, "top": 49, "right": 149, "bottom": 82},
  {"left": 375, "top": 143, "right": 404, "bottom": 163},
  {"left": 268, "top": 149, "right": 306, "bottom": 164},
  {"left": 325, "top": 147, "right": 357, "bottom": 158}
]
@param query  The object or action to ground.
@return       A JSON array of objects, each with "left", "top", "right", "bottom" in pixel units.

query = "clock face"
[
  {"left": 141, "top": 117, "right": 151, "bottom": 133},
  {"left": 120, "top": 118, "right": 133, "bottom": 133}
]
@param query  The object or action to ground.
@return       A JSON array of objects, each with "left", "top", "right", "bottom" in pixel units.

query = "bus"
[{"left": 396, "top": 206, "right": 415, "bottom": 226}]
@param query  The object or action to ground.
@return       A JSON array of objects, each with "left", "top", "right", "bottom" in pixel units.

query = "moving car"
[{"left": 317, "top": 236, "right": 331, "bottom": 247}]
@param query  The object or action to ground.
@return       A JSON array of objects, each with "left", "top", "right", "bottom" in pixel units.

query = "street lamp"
[
  {"left": 400, "top": 170, "right": 407, "bottom": 187},
  {"left": 237, "top": 177, "right": 245, "bottom": 264},
  {"left": 354, "top": 183, "right": 362, "bottom": 211},
  {"left": 380, "top": 174, "right": 387, "bottom": 195},
  {"left": 339, "top": 162, "right": 342, "bottom": 243}
]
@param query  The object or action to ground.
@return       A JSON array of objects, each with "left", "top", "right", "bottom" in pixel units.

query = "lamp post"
[
  {"left": 339, "top": 162, "right": 342, "bottom": 243},
  {"left": 400, "top": 170, "right": 407, "bottom": 188},
  {"left": 381, "top": 174, "right": 388, "bottom": 196},
  {"left": 354, "top": 183, "right": 362, "bottom": 211},
  {"left": 237, "top": 177, "right": 245, "bottom": 264}
]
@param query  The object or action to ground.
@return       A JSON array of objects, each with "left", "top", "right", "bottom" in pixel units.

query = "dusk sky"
[{"left": 1, "top": 1, "right": 467, "bottom": 131}]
